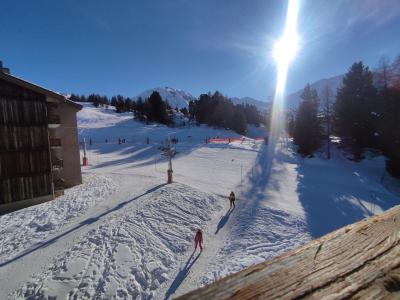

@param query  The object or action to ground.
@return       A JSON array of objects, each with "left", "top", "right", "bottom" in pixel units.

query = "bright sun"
[
  {"left": 272, "top": 31, "right": 299, "bottom": 65},
  {"left": 272, "top": 0, "right": 300, "bottom": 66}
]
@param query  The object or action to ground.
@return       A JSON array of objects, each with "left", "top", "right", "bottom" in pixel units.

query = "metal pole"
[{"left": 82, "top": 137, "right": 88, "bottom": 166}]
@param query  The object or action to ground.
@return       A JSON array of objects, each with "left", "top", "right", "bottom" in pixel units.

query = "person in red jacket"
[{"left": 194, "top": 229, "right": 203, "bottom": 252}]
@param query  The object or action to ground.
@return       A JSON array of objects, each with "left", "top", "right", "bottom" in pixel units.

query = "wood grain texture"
[
  {"left": 176, "top": 205, "right": 400, "bottom": 300},
  {"left": 0, "top": 78, "right": 52, "bottom": 204}
]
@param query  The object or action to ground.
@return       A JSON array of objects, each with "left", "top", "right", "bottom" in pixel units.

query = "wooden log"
[{"left": 176, "top": 205, "right": 400, "bottom": 300}]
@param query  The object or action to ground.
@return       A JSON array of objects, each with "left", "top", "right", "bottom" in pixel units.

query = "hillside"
[
  {"left": 286, "top": 74, "right": 344, "bottom": 111},
  {"left": 230, "top": 96, "right": 269, "bottom": 112},
  {"left": 134, "top": 87, "right": 195, "bottom": 109},
  {"left": 0, "top": 104, "right": 398, "bottom": 299}
]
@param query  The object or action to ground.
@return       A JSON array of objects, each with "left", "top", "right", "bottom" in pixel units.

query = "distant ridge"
[
  {"left": 132, "top": 75, "right": 345, "bottom": 114},
  {"left": 230, "top": 96, "right": 268, "bottom": 112},
  {"left": 134, "top": 87, "right": 269, "bottom": 112},
  {"left": 286, "top": 74, "right": 344, "bottom": 111}
]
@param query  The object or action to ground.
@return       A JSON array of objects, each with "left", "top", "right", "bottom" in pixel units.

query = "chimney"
[{"left": 0, "top": 61, "right": 10, "bottom": 74}]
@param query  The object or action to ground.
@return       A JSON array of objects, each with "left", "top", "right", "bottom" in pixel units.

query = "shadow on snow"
[
  {"left": 215, "top": 208, "right": 234, "bottom": 234},
  {"left": 0, "top": 183, "right": 167, "bottom": 268},
  {"left": 164, "top": 251, "right": 201, "bottom": 300}
]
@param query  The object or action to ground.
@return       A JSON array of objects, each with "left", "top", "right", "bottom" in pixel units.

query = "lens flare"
[
  {"left": 269, "top": 0, "right": 300, "bottom": 149},
  {"left": 263, "top": 0, "right": 300, "bottom": 181}
]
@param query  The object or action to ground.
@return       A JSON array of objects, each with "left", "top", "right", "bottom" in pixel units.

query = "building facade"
[{"left": 0, "top": 65, "right": 82, "bottom": 214}]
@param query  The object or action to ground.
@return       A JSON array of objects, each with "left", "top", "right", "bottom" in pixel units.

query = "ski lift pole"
[
  {"left": 167, "top": 152, "right": 173, "bottom": 183},
  {"left": 82, "top": 137, "right": 88, "bottom": 166},
  {"left": 165, "top": 136, "right": 173, "bottom": 184}
]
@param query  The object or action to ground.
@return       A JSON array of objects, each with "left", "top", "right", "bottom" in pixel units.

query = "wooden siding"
[{"left": 0, "top": 79, "right": 52, "bottom": 204}]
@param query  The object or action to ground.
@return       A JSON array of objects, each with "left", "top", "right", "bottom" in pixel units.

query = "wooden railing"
[
  {"left": 51, "top": 159, "right": 63, "bottom": 170},
  {"left": 49, "top": 138, "right": 62, "bottom": 147},
  {"left": 53, "top": 177, "right": 65, "bottom": 191},
  {"left": 177, "top": 205, "right": 400, "bottom": 300},
  {"left": 47, "top": 115, "right": 60, "bottom": 125}
]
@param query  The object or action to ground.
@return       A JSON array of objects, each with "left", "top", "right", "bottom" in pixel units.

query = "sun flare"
[
  {"left": 272, "top": 31, "right": 299, "bottom": 65},
  {"left": 268, "top": 0, "right": 300, "bottom": 155}
]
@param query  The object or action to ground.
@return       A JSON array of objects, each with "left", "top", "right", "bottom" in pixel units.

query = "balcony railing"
[
  {"left": 51, "top": 158, "right": 63, "bottom": 170},
  {"left": 53, "top": 177, "right": 65, "bottom": 191},
  {"left": 48, "top": 115, "right": 61, "bottom": 128},
  {"left": 49, "top": 138, "right": 62, "bottom": 147}
]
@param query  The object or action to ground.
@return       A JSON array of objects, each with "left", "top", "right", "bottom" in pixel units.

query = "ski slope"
[{"left": 0, "top": 103, "right": 399, "bottom": 299}]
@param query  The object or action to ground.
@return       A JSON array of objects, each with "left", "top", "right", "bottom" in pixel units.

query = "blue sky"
[{"left": 1, "top": 0, "right": 400, "bottom": 101}]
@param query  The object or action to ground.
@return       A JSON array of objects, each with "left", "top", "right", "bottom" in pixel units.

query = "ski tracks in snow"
[
  {"left": 164, "top": 198, "right": 231, "bottom": 299},
  {"left": 12, "top": 183, "right": 223, "bottom": 299},
  {"left": 0, "top": 174, "right": 118, "bottom": 265}
]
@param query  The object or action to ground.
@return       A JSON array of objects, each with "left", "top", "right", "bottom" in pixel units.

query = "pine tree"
[
  {"left": 321, "top": 85, "right": 334, "bottom": 159},
  {"left": 380, "top": 87, "right": 400, "bottom": 177},
  {"left": 147, "top": 91, "right": 169, "bottom": 125},
  {"left": 293, "top": 84, "right": 321, "bottom": 156},
  {"left": 286, "top": 112, "right": 295, "bottom": 137},
  {"left": 232, "top": 110, "right": 247, "bottom": 135},
  {"left": 334, "top": 61, "right": 377, "bottom": 160}
]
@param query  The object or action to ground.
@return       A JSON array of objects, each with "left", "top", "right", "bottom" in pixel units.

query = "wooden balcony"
[
  {"left": 47, "top": 115, "right": 61, "bottom": 128},
  {"left": 51, "top": 158, "right": 63, "bottom": 170},
  {"left": 53, "top": 177, "right": 65, "bottom": 191},
  {"left": 49, "top": 138, "right": 62, "bottom": 148}
]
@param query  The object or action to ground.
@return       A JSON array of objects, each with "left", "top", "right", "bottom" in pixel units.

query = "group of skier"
[{"left": 193, "top": 191, "right": 236, "bottom": 253}]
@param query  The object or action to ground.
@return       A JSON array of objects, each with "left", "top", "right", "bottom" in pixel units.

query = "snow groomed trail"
[{"left": 1, "top": 104, "right": 398, "bottom": 299}]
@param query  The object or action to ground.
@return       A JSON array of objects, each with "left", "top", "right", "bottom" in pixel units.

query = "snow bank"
[
  {"left": 0, "top": 174, "right": 117, "bottom": 264},
  {"left": 13, "top": 183, "right": 222, "bottom": 299}
]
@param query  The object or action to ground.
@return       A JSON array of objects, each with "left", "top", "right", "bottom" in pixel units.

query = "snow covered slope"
[
  {"left": 1, "top": 103, "right": 399, "bottom": 300},
  {"left": 134, "top": 87, "right": 195, "bottom": 109}
]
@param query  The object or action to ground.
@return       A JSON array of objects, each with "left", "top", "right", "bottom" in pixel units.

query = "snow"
[
  {"left": 1, "top": 103, "right": 399, "bottom": 299},
  {"left": 0, "top": 174, "right": 117, "bottom": 265},
  {"left": 13, "top": 184, "right": 222, "bottom": 299},
  {"left": 134, "top": 87, "right": 195, "bottom": 109}
]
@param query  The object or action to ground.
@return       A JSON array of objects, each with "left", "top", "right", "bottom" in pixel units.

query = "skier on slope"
[
  {"left": 194, "top": 229, "right": 203, "bottom": 252},
  {"left": 229, "top": 191, "right": 236, "bottom": 209}
]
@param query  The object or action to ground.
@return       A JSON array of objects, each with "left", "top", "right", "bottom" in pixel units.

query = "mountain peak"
[{"left": 134, "top": 87, "right": 195, "bottom": 109}]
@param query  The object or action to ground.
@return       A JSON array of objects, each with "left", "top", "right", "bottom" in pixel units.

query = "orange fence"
[{"left": 208, "top": 137, "right": 265, "bottom": 143}]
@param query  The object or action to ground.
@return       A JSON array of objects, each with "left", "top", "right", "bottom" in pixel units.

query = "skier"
[
  {"left": 194, "top": 229, "right": 203, "bottom": 252},
  {"left": 229, "top": 191, "right": 236, "bottom": 209}
]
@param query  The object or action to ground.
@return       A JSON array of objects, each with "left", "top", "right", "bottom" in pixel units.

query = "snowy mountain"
[
  {"left": 286, "top": 74, "right": 344, "bottom": 111},
  {"left": 230, "top": 96, "right": 269, "bottom": 112},
  {"left": 134, "top": 87, "right": 195, "bottom": 109},
  {"left": 134, "top": 87, "right": 269, "bottom": 112},
  {"left": 134, "top": 75, "right": 343, "bottom": 114}
]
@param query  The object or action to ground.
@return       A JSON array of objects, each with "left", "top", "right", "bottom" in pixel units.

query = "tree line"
[
  {"left": 188, "top": 92, "right": 265, "bottom": 135},
  {"left": 69, "top": 91, "right": 266, "bottom": 135},
  {"left": 290, "top": 56, "right": 400, "bottom": 177}
]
